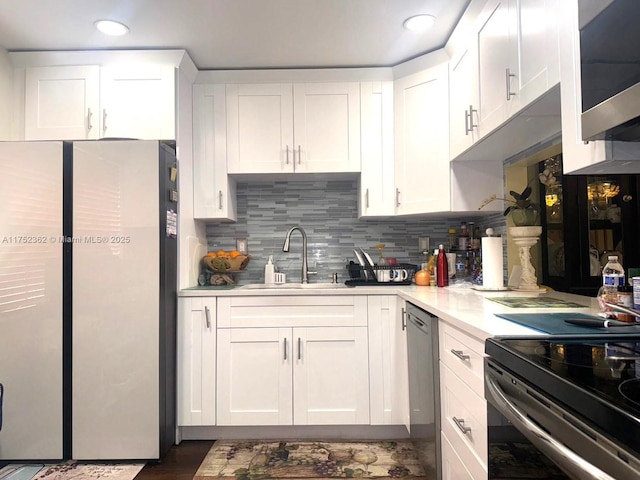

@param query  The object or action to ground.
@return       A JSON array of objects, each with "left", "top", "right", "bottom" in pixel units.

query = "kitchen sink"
[{"left": 240, "top": 283, "right": 348, "bottom": 290}]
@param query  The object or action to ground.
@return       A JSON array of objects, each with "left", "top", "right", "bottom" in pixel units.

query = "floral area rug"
[
  {"left": 0, "top": 462, "right": 144, "bottom": 480},
  {"left": 194, "top": 440, "right": 426, "bottom": 479}
]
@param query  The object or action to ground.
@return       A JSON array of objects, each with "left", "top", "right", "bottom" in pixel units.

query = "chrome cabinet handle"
[
  {"left": 218, "top": 190, "right": 223, "bottom": 210},
  {"left": 506, "top": 68, "right": 516, "bottom": 100},
  {"left": 297, "top": 145, "right": 301, "bottom": 165},
  {"left": 204, "top": 306, "right": 211, "bottom": 329},
  {"left": 87, "top": 108, "right": 93, "bottom": 132},
  {"left": 453, "top": 416, "right": 472, "bottom": 435},
  {"left": 465, "top": 105, "right": 477, "bottom": 134},
  {"left": 298, "top": 337, "right": 302, "bottom": 360},
  {"left": 485, "top": 373, "right": 614, "bottom": 480},
  {"left": 395, "top": 188, "right": 401, "bottom": 207},
  {"left": 365, "top": 188, "right": 369, "bottom": 209},
  {"left": 401, "top": 308, "right": 407, "bottom": 331},
  {"left": 451, "top": 349, "right": 470, "bottom": 361},
  {"left": 102, "top": 109, "right": 108, "bottom": 134},
  {"left": 284, "top": 337, "right": 288, "bottom": 360},
  {"left": 286, "top": 145, "right": 290, "bottom": 165}
]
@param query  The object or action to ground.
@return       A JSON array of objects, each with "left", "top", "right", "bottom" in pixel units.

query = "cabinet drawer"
[
  {"left": 442, "top": 433, "right": 487, "bottom": 480},
  {"left": 439, "top": 321, "right": 485, "bottom": 398},
  {"left": 440, "top": 361, "right": 487, "bottom": 469},
  {"left": 217, "top": 296, "right": 368, "bottom": 328}
]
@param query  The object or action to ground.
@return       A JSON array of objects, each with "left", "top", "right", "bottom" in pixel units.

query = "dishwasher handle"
[{"left": 485, "top": 372, "right": 615, "bottom": 480}]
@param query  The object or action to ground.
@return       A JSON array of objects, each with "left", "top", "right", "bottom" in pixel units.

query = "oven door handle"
[{"left": 485, "top": 373, "right": 616, "bottom": 480}]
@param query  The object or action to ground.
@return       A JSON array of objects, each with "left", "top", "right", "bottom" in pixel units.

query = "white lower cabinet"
[
  {"left": 439, "top": 321, "right": 488, "bottom": 480},
  {"left": 216, "top": 295, "right": 370, "bottom": 426},
  {"left": 442, "top": 431, "right": 475, "bottom": 480},
  {"left": 177, "top": 297, "right": 216, "bottom": 426}
]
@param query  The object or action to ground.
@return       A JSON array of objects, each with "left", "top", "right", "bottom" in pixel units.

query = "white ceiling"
[{"left": 0, "top": 0, "right": 470, "bottom": 70}]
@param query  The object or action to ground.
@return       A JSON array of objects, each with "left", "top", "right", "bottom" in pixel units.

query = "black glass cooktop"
[{"left": 486, "top": 335, "right": 640, "bottom": 457}]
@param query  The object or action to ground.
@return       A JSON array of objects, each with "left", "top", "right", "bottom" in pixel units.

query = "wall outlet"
[
  {"left": 236, "top": 238, "right": 248, "bottom": 254},
  {"left": 418, "top": 236, "right": 430, "bottom": 254}
]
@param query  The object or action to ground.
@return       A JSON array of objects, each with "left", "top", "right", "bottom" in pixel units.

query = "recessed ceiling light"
[
  {"left": 403, "top": 15, "right": 436, "bottom": 32},
  {"left": 95, "top": 19, "right": 129, "bottom": 36}
]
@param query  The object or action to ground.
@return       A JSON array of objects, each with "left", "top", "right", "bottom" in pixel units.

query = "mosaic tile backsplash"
[{"left": 205, "top": 180, "right": 506, "bottom": 284}]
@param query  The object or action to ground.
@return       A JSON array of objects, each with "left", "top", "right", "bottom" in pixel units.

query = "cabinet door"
[
  {"left": 193, "top": 84, "right": 237, "bottom": 221},
  {"left": 359, "top": 81, "right": 395, "bottom": 218},
  {"left": 293, "top": 82, "right": 361, "bottom": 173},
  {"left": 226, "top": 83, "right": 294, "bottom": 174},
  {"left": 509, "top": 0, "right": 560, "bottom": 112},
  {"left": 441, "top": 432, "right": 475, "bottom": 480},
  {"left": 368, "top": 296, "right": 408, "bottom": 426},
  {"left": 293, "top": 326, "right": 370, "bottom": 425},
  {"left": 217, "top": 327, "right": 293, "bottom": 425},
  {"left": 177, "top": 297, "right": 216, "bottom": 426},
  {"left": 394, "top": 63, "right": 450, "bottom": 215},
  {"left": 449, "top": 44, "right": 480, "bottom": 160},
  {"left": 25, "top": 65, "right": 100, "bottom": 140},
  {"left": 99, "top": 64, "right": 175, "bottom": 140},
  {"left": 476, "top": 0, "right": 511, "bottom": 137}
]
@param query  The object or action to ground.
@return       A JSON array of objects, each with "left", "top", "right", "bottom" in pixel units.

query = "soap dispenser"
[{"left": 264, "top": 255, "right": 275, "bottom": 284}]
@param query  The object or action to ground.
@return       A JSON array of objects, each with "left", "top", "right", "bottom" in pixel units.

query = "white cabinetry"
[
  {"left": 439, "top": 321, "right": 488, "bottom": 480},
  {"left": 367, "top": 296, "right": 409, "bottom": 427},
  {"left": 358, "top": 81, "right": 395, "bottom": 218},
  {"left": 216, "top": 296, "right": 370, "bottom": 426},
  {"left": 25, "top": 65, "right": 99, "bottom": 140},
  {"left": 559, "top": 0, "right": 640, "bottom": 174},
  {"left": 24, "top": 64, "right": 175, "bottom": 140},
  {"left": 449, "top": 0, "right": 560, "bottom": 164},
  {"left": 192, "top": 84, "right": 237, "bottom": 221},
  {"left": 226, "top": 82, "right": 361, "bottom": 175},
  {"left": 177, "top": 297, "right": 216, "bottom": 426},
  {"left": 393, "top": 63, "right": 450, "bottom": 215}
]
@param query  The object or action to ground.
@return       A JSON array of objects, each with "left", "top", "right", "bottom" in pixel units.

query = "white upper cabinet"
[
  {"left": 448, "top": 0, "right": 560, "bottom": 162},
  {"left": 192, "top": 84, "right": 237, "bottom": 221},
  {"left": 99, "top": 64, "right": 175, "bottom": 140},
  {"left": 394, "top": 63, "right": 450, "bottom": 215},
  {"left": 25, "top": 65, "right": 100, "bottom": 140},
  {"left": 358, "top": 81, "right": 395, "bottom": 218},
  {"left": 24, "top": 64, "right": 176, "bottom": 141},
  {"left": 226, "top": 82, "right": 361, "bottom": 175},
  {"left": 449, "top": 44, "right": 480, "bottom": 160},
  {"left": 476, "top": 0, "right": 511, "bottom": 138},
  {"left": 508, "top": 0, "right": 560, "bottom": 112}
]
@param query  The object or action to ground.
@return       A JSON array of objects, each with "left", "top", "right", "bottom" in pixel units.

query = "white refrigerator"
[{"left": 0, "top": 140, "right": 178, "bottom": 461}]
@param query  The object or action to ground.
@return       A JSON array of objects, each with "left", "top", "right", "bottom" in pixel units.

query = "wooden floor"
[{"left": 134, "top": 441, "right": 214, "bottom": 480}]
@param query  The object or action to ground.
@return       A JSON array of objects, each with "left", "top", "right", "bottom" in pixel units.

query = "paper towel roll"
[{"left": 482, "top": 236, "right": 504, "bottom": 289}]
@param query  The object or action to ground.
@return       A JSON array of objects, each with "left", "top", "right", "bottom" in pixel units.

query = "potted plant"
[{"left": 479, "top": 184, "right": 540, "bottom": 226}]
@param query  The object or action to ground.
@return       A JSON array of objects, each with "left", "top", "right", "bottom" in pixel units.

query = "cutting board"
[{"left": 494, "top": 312, "right": 640, "bottom": 335}]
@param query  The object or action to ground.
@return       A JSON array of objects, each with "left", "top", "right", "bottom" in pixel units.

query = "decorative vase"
[{"left": 510, "top": 208, "right": 539, "bottom": 226}]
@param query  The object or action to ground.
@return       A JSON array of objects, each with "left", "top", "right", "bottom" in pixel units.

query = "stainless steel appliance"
[
  {"left": 0, "top": 140, "right": 178, "bottom": 461},
  {"left": 485, "top": 335, "right": 640, "bottom": 479},
  {"left": 580, "top": 0, "right": 640, "bottom": 141},
  {"left": 406, "top": 303, "right": 440, "bottom": 479}
]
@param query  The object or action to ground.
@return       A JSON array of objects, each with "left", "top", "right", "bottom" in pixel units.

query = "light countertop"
[{"left": 179, "top": 284, "right": 601, "bottom": 340}]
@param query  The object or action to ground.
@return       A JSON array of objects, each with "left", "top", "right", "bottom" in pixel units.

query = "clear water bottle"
[{"left": 602, "top": 255, "right": 625, "bottom": 287}]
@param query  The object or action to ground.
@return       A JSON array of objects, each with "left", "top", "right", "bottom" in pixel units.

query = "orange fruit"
[
  {"left": 230, "top": 250, "right": 241, "bottom": 258},
  {"left": 216, "top": 250, "right": 227, "bottom": 257}
]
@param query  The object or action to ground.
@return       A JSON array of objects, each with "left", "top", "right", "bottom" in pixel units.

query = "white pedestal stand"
[{"left": 509, "top": 226, "right": 545, "bottom": 292}]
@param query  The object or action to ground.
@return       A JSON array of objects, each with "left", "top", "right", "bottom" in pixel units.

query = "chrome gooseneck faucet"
[{"left": 282, "top": 226, "right": 316, "bottom": 284}]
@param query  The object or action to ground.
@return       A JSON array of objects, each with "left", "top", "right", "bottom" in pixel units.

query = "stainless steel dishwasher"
[{"left": 406, "top": 303, "right": 441, "bottom": 480}]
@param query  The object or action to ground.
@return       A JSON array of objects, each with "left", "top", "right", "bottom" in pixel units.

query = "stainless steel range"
[{"left": 485, "top": 335, "right": 640, "bottom": 480}]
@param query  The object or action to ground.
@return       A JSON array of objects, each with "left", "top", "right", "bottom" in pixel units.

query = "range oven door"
[{"left": 485, "top": 358, "right": 640, "bottom": 480}]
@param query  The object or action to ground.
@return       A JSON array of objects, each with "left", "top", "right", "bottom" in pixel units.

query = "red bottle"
[{"left": 437, "top": 244, "right": 449, "bottom": 287}]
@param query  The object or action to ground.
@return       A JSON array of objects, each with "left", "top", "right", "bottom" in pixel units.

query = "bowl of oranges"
[{"left": 202, "top": 250, "right": 250, "bottom": 272}]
